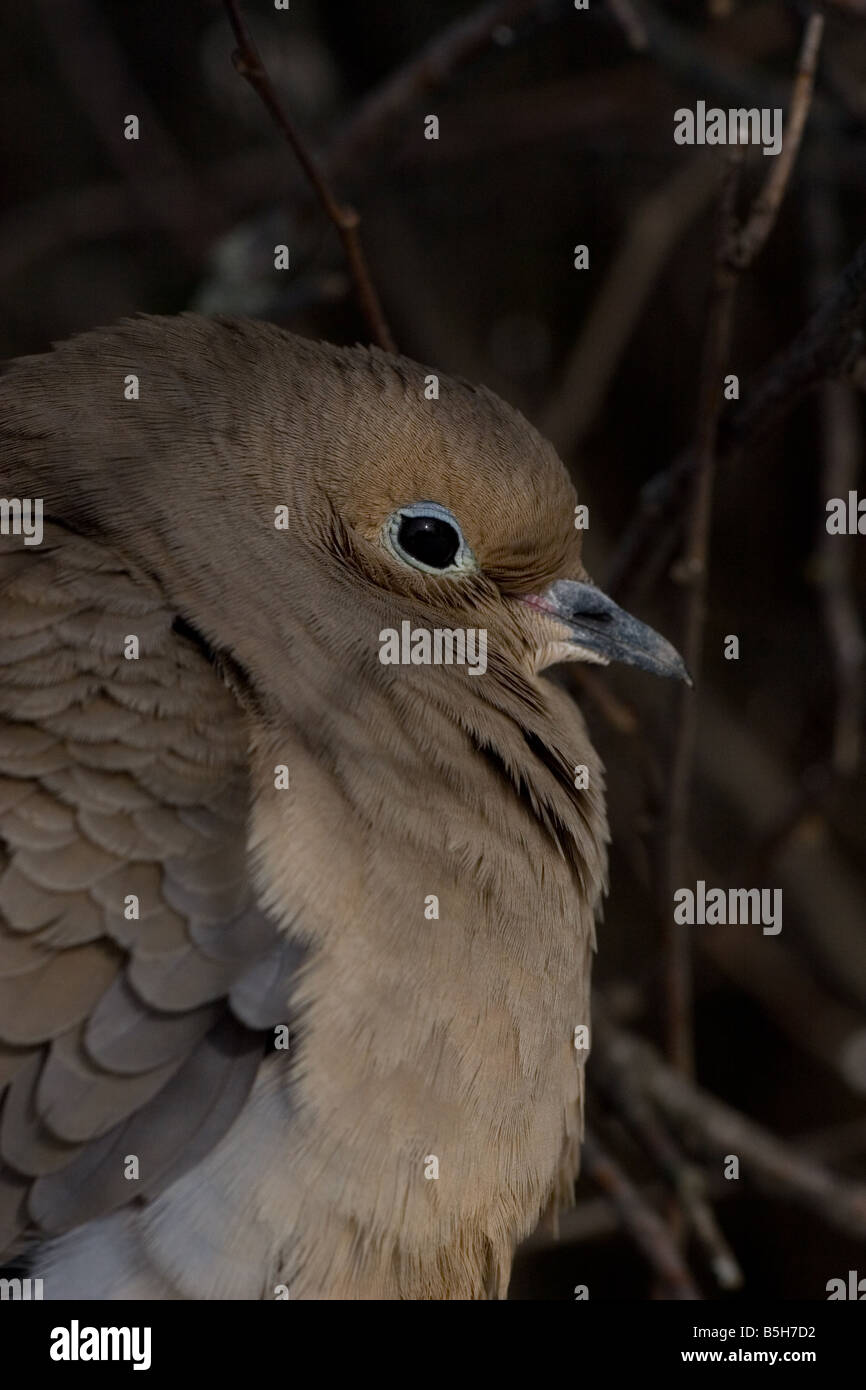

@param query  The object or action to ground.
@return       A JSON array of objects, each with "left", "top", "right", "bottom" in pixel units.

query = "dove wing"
[{"left": 0, "top": 521, "right": 297, "bottom": 1256}]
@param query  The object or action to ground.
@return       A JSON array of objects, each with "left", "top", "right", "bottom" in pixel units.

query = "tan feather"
[
  {"left": 0, "top": 943, "right": 120, "bottom": 1044},
  {"left": 85, "top": 978, "right": 222, "bottom": 1073},
  {"left": 29, "top": 1018, "right": 262, "bottom": 1233},
  {"left": 35, "top": 1026, "right": 184, "bottom": 1144}
]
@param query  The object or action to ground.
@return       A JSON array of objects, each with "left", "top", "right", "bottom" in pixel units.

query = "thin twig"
[
  {"left": 729, "top": 231, "right": 866, "bottom": 447},
  {"left": 594, "top": 1019, "right": 866, "bottom": 1239},
  {"left": 222, "top": 0, "right": 396, "bottom": 351},
  {"left": 607, "top": 224, "right": 866, "bottom": 602},
  {"left": 636, "top": 0, "right": 829, "bottom": 123},
  {"left": 815, "top": 382, "right": 865, "bottom": 774},
  {"left": 571, "top": 668, "right": 640, "bottom": 736},
  {"left": 590, "top": 1039, "right": 743, "bottom": 1289},
  {"left": 807, "top": 186, "right": 865, "bottom": 778},
  {"left": 658, "top": 14, "right": 825, "bottom": 1077},
  {"left": 325, "top": 0, "right": 549, "bottom": 183},
  {"left": 700, "top": 908, "right": 866, "bottom": 1095},
  {"left": 659, "top": 149, "right": 742, "bottom": 1078},
  {"left": 531, "top": 1108, "right": 866, "bottom": 1248},
  {"left": 541, "top": 158, "right": 718, "bottom": 454},
  {"left": 604, "top": 451, "right": 692, "bottom": 601},
  {"left": 603, "top": 15, "right": 837, "bottom": 602},
  {"left": 605, "top": 0, "right": 649, "bottom": 50},
  {"left": 697, "top": 691, "right": 866, "bottom": 1016},
  {"left": 582, "top": 1129, "right": 702, "bottom": 1298},
  {"left": 726, "top": 13, "right": 825, "bottom": 269}
]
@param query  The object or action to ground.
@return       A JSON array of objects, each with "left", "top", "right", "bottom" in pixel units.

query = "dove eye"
[{"left": 385, "top": 502, "right": 475, "bottom": 575}]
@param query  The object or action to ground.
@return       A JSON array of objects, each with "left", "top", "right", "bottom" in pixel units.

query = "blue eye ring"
[{"left": 384, "top": 501, "right": 476, "bottom": 575}]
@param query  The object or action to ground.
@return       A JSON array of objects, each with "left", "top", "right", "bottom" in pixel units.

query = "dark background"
[{"left": 2, "top": 0, "right": 865, "bottom": 1300}]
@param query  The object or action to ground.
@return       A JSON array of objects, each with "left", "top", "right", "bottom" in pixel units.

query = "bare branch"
[
  {"left": 590, "top": 1037, "right": 743, "bottom": 1289},
  {"left": 326, "top": 0, "right": 549, "bottom": 182},
  {"left": 806, "top": 187, "right": 866, "bottom": 779},
  {"left": 222, "top": 0, "right": 396, "bottom": 352},
  {"left": 571, "top": 668, "right": 641, "bottom": 737},
  {"left": 541, "top": 158, "right": 718, "bottom": 454},
  {"left": 732, "top": 232, "right": 866, "bottom": 447},
  {"left": 726, "top": 14, "right": 825, "bottom": 269},
  {"left": 594, "top": 1019, "right": 866, "bottom": 1239},
  {"left": 657, "top": 14, "right": 825, "bottom": 1079},
  {"left": 607, "top": 224, "right": 866, "bottom": 604},
  {"left": 605, "top": 0, "right": 649, "bottom": 51},
  {"left": 582, "top": 1128, "right": 702, "bottom": 1298},
  {"left": 659, "top": 149, "right": 742, "bottom": 1078}
]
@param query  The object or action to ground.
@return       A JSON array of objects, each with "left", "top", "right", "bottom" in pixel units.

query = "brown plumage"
[{"left": 0, "top": 314, "right": 686, "bottom": 1298}]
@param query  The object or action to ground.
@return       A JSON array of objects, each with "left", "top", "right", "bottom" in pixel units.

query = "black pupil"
[{"left": 397, "top": 514, "right": 460, "bottom": 569}]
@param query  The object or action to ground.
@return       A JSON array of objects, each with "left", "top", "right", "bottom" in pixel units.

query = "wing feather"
[{"left": 0, "top": 524, "right": 296, "bottom": 1259}]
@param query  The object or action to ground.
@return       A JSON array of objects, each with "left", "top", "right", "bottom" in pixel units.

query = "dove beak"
[{"left": 523, "top": 579, "right": 692, "bottom": 684}]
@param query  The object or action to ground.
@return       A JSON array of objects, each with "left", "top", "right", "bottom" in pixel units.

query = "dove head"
[
  {"left": 283, "top": 331, "right": 690, "bottom": 694},
  {"left": 0, "top": 314, "right": 687, "bottom": 717}
]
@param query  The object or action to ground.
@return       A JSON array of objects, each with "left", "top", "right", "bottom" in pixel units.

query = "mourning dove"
[{"left": 0, "top": 314, "right": 686, "bottom": 1299}]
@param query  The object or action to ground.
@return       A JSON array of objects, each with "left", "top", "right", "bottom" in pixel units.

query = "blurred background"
[{"left": 2, "top": 0, "right": 865, "bottom": 1299}]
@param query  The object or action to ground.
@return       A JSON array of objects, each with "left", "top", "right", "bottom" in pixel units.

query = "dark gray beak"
[{"left": 532, "top": 579, "right": 692, "bottom": 684}]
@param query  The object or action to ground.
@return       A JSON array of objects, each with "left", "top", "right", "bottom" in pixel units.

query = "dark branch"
[{"left": 222, "top": 0, "right": 396, "bottom": 352}]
